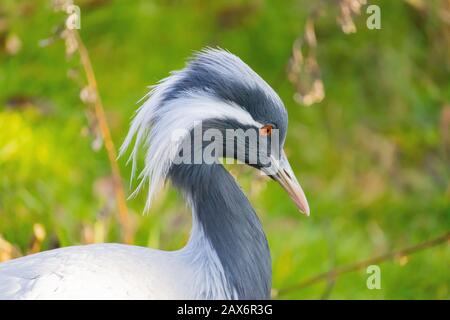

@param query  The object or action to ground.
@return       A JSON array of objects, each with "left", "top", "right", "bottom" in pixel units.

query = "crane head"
[{"left": 120, "top": 48, "right": 310, "bottom": 216}]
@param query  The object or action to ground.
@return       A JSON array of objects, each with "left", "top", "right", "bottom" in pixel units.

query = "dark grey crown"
[{"left": 162, "top": 48, "right": 288, "bottom": 141}]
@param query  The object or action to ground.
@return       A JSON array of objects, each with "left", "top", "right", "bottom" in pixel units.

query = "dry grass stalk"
[
  {"left": 288, "top": 17, "right": 325, "bottom": 106},
  {"left": 288, "top": 0, "right": 367, "bottom": 107},
  {"left": 72, "top": 30, "right": 132, "bottom": 243},
  {"left": 46, "top": 1, "right": 133, "bottom": 243}
]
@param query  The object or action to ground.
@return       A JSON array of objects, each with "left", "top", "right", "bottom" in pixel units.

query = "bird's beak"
[{"left": 264, "top": 151, "right": 310, "bottom": 216}]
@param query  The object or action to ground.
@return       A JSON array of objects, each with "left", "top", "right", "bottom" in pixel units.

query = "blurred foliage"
[{"left": 0, "top": 0, "right": 449, "bottom": 299}]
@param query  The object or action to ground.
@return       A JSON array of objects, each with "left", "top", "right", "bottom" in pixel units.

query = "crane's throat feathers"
[{"left": 169, "top": 163, "right": 272, "bottom": 300}]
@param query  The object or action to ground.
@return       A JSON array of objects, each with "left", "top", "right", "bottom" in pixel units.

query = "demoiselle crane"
[{"left": 0, "top": 48, "right": 310, "bottom": 299}]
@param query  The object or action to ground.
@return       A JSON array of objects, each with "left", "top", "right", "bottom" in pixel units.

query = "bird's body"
[
  {"left": 0, "top": 244, "right": 188, "bottom": 299},
  {"left": 0, "top": 48, "right": 309, "bottom": 300}
]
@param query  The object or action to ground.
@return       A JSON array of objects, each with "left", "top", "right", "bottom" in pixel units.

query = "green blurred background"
[{"left": 0, "top": 0, "right": 449, "bottom": 299}]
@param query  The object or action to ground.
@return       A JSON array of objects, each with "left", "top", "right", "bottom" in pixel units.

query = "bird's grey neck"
[{"left": 169, "top": 163, "right": 271, "bottom": 299}]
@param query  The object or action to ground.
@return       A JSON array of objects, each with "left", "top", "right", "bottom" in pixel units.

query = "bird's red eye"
[{"left": 259, "top": 124, "right": 273, "bottom": 136}]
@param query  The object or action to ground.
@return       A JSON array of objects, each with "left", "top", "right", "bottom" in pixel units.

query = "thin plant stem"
[
  {"left": 73, "top": 30, "right": 132, "bottom": 244},
  {"left": 274, "top": 232, "right": 450, "bottom": 298}
]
